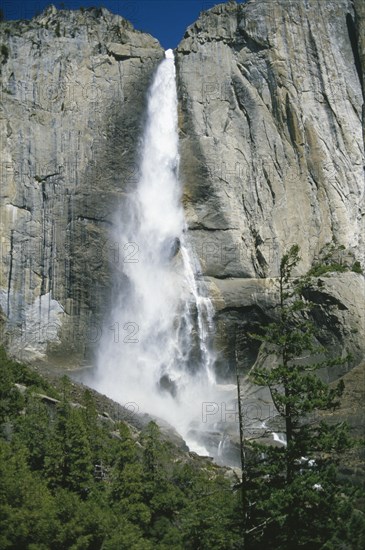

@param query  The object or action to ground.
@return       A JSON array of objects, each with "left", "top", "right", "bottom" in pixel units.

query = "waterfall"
[
  {"left": 273, "top": 432, "right": 287, "bottom": 445},
  {"left": 87, "top": 50, "right": 218, "bottom": 453}
]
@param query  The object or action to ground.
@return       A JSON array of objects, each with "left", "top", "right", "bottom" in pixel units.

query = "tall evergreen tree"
[
  {"left": 0, "top": 348, "right": 24, "bottom": 427},
  {"left": 45, "top": 383, "right": 92, "bottom": 496},
  {"left": 244, "top": 244, "right": 358, "bottom": 549}
]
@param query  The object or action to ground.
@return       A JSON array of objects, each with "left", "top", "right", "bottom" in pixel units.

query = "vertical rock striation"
[
  {"left": 176, "top": 0, "right": 364, "bottom": 378},
  {"left": 0, "top": 6, "right": 163, "bottom": 363},
  {"left": 0, "top": 1, "right": 363, "bottom": 385}
]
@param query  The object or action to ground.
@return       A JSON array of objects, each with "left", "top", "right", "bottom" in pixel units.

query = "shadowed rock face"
[
  {"left": 0, "top": 6, "right": 164, "bottom": 363},
  {"left": 176, "top": 0, "right": 365, "bottom": 378},
  {"left": 0, "top": 1, "right": 364, "bottom": 392}
]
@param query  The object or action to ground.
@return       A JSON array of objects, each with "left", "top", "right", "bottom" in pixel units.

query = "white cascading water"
[{"left": 88, "top": 50, "right": 220, "bottom": 454}]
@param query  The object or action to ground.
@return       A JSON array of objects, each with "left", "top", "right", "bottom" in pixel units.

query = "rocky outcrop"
[
  {"left": 176, "top": 0, "right": 365, "bottom": 377},
  {"left": 0, "top": 6, "right": 164, "bottom": 363},
  {"left": 353, "top": 0, "right": 365, "bottom": 144},
  {"left": 206, "top": 270, "right": 365, "bottom": 379},
  {"left": 0, "top": 1, "right": 363, "bottom": 386}
]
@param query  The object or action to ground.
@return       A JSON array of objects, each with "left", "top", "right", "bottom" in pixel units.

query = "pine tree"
[
  {"left": 64, "top": 408, "right": 93, "bottom": 496},
  {"left": 0, "top": 347, "right": 24, "bottom": 427},
  {"left": 44, "top": 382, "right": 92, "bottom": 496},
  {"left": 244, "top": 244, "right": 356, "bottom": 549},
  {"left": 15, "top": 397, "right": 51, "bottom": 471}
]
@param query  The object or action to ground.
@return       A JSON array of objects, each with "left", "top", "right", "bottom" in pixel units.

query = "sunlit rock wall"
[
  {"left": 176, "top": 0, "right": 365, "bottom": 378},
  {"left": 0, "top": 6, "right": 163, "bottom": 363}
]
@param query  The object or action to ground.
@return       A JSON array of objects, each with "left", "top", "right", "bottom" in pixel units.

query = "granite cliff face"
[
  {"left": 176, "top": 0, "right": 365, "bottom": 378},
  {"left": 0, "top": 1, "right": 364, "bottom": 384},
  {"left": 0, "top": 6, "right": 163, "bottom": 363}
]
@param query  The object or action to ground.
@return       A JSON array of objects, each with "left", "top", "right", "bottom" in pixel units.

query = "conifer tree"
[
  {"left": 45, "top": 380, "right": 92, "bottom": 496},
  {"left": 244, "top": 244, "right": 355, "bottom": 549}
]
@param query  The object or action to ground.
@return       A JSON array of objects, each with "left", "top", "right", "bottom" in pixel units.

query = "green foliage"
[
  {"left": 175, "top": 464, "right": 242, "bottom": 549},
  {"left": 43, "top": 395, "right": 93, "bottom": 496},
  {"left": 307, "top": 242, "right": 363, "bottom": 277},
  {"left": 15, "top": 397, "right": 52, "bottom": 471},
  {"left": 245, "top": 244, "right": 363, "bottom": 549},
  {"left": 0, "top": 356, "right": 24, "bottom": 426},
  {"left": 0, "top": 316, "right": 362, "bottom": 550},
  {"left": 308, "top": 262, "right": 347, "bottom": 276},
  {"left": 0, "top": 439, "right": 58, "bottom": 549},
  {"left": 352, "top": 260, "right": 363, "bottom": 274},
  {"left": 0, "top": 348, "right": 241, "bottom": 548},
  {"left": 141, "top": 421, "right": 168, "bottom": 478},
  {"left": 0, "top": 346, "right": 59, "bottom": 397}
]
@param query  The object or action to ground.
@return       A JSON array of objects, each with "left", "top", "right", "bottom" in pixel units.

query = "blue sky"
[{"left": 0, "top": 0, "right": 245, "bottom": 48}]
